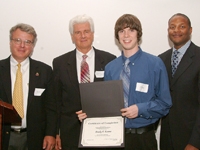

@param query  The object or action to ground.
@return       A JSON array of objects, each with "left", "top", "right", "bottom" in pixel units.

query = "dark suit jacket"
[
  {"left": 53, "top": 47, "right": 116, "bottom": 149},
  {"left": 159, "top": 42, "right": 200, "bottom": 150},
  {"left": 0, "top": 56, "right": 57, "bottom": 150}
]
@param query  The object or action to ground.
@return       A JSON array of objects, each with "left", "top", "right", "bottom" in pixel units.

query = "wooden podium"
[{"left": 0, "top": 100, "right": 21, "bottom": 149}]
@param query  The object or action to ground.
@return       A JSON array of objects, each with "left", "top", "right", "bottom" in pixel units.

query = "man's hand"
[
  {"left": 76, "top": 110, "right": 87, "bottom": 122},
  {"left": 184, "top": 144, "right": 199, "bottom": 150},
  {"left": 43, "top": 136, "right": 56, "bottom": 150},
  {"left": 55, "top": 134, "right": 62, "bottom": 150},
  {"left": 120, "top": 104, "right": 138, "bottom": 119}
]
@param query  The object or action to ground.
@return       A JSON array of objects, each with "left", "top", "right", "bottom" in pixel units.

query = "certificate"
[
  {"left": 79, "top": 80, "right": 124, "bottom": 148},
  {"left": 81, "top": 117, "right": 124, "bottom": 147}
]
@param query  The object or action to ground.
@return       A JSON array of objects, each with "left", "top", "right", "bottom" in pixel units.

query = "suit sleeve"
[
  {"left": 189, "top": 72, "right": 200, "bottom": 148},
  {"left": 44, "top": 65, "right": 57, "bottom": 136},
  {"left": 52, "top": 59, "right": 62, "bottom": 134}
]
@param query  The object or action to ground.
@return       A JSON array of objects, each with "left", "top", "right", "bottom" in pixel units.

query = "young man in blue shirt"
[
  {"left": 104, "top": 14, "right": 172, "bottom": 150},
  {"left": 78, "top": 14, "right": 172, "bottom": 150}
]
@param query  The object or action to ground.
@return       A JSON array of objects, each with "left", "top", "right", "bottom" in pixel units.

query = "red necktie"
[{"left": 81, "top": 55, "right": 90, "bottom": 83}]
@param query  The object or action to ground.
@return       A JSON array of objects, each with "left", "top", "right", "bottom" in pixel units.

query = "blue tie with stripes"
[{"left": 120, "top": 58, "right": 130, "bottom": 109}]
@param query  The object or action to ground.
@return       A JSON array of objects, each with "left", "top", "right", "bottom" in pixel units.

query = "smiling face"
[
  {"left": 71, "top": 22, "right": 94, "bottom": 54},
  {"left": 114, "top": 14, "right": 142, "bottom": 57},
  {"left": 118, "top": 27, "right": 138, "bottom": 52},
  {"left": 168, "top": 15, "right": 192, "bottom": 49},
  {"left": 10, "top": 29, "right": 34, "bottom": 63}
]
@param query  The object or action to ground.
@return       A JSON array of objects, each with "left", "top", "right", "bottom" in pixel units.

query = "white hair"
[{"left": 69, "top": 14, "right": 94, "bottom": 34}]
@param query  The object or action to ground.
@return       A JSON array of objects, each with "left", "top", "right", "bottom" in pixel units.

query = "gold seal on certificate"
[{"left": 79, "top": 80, "right": 124, "bottom": 148}]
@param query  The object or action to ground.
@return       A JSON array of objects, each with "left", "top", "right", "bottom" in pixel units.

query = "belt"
[
  {"left": 11, "top": 128, "right": 27, "bottom": 133},
  {"left": 125, "top": 124, "right": 154, "bottom": 134}
]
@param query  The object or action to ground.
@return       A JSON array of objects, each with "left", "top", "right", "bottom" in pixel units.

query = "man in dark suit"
[
  {"left": 53, "top": 14, "right": 116, "bottom": 150},
  {"left": 159, "top": 13, "right": 200, "bottom": 150},
  {"left": 0, "top": 23, "right": 57, "bottom": 150}
]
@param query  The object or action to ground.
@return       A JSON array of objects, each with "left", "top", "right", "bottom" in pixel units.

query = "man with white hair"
[{"left": 53, "top": 14, "right": 116, "bottom": 150}]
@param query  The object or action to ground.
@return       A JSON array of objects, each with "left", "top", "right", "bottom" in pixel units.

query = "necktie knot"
[
  {"left": 125, "top": 58, "right": 130, "bottom": 66},
  {"left": 173, "top": 50, "right": 179, "bottom": 57},
  {"left": 17, "top": 63, "right": 21, "bottom": 70},
  {"left": 82, "top": 55, "right": 88, "bottom": 60},
  {"left": 124, "top": 59, "right": 130, "bottom": 74}
]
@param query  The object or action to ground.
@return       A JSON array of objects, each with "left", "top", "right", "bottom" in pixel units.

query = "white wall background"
[{"left": 1, "top": 0, "right": 200, "bottom": 149}]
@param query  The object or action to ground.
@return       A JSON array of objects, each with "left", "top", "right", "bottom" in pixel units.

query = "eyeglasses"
[{"left": 11, "top": 38, "right": 33, "bottom": 46}]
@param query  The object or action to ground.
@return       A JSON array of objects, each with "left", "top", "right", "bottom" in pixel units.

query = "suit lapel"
[
  {"left": 94, "top": 49, "right": 105, "bottom": 82},
  {"left": 0, "top": 57, "right": 12, "bottom": 104},
  {"left": 27, "top": 58, "right": 40, "bottom": 107},
  {"left": 163, "top": 50, "right": 173, "bottom": 85},
  {"left": 67, "top": 50, "right": 79, "bottom": 88},
  {"left": 171, "top": 43, "right": 194, "bottom": 87}
]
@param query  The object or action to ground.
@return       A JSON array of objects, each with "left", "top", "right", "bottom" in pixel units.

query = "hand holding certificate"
[{"left": 79, "top": 80, "right": 124, "bottom": 148}]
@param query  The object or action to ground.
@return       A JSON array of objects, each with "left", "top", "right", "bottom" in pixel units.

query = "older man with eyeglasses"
[{"left": 0, "top": 23, "right": 57, "bottom": 150}]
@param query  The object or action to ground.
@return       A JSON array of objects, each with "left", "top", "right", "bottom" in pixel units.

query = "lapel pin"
[{"left": 36, "top": 72, "right": 39, "bottom": 76}]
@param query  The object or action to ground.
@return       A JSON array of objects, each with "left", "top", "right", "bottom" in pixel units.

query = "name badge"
[
  {"left": 34, "top": 88, "right": 45, "bottom": 96},
  {"left": 95, "top": 71, "right": 104, "bottom": 78},
  {"left": 135, "top": 83, "right": 149, "bottom": 93}
]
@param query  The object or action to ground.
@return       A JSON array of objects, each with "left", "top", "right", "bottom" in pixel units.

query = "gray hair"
[
  {"left": 10, "top": 23, "right": 37, "bottom": 44},
  {"left": 69, "top": 14, "right": 94, "bottom": 34}
]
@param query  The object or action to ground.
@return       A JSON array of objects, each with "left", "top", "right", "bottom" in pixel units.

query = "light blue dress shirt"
[
  {"left": 171, "top": 40, "right": 191, "bottom": 66},
  {"left": 105, "top": 48, "right": 172, "bottom": 128}
]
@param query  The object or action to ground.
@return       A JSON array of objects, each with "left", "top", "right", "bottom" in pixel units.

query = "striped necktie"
[
  {"left": 13, "top": 63, "right": 24, "bottom": 118},
  {"left": 120, "top": 58, "right": 130, "bottom": 108},
  {"left": 81, "top": 55, "right": 90, "bottom": 83}
]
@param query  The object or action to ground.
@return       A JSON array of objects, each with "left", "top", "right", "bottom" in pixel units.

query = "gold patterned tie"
[{"left": 13, "top": 63, "right": 24, "bottom": 118}]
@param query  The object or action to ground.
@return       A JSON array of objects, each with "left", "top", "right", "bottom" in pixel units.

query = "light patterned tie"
[
  {"left": 120, "top": 58, "right": 130, "bottom": 109},
  {"left": 172, "top": 50, "right": 179, "bottom": 77},
  {"left": 81, "top": 55, "right": 90, "bottom": 83},
  {"left": 13, "top": 63, "right": 24, "bottom": 118}
]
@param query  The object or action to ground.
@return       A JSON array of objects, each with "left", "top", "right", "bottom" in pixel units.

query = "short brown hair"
[{"left": 115, "top": 14, "right": 142, "bottom": 43}]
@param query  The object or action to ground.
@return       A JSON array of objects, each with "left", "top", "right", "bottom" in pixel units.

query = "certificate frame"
[{"left": 78, "top": 80, "right": 124, "bottom": 148}]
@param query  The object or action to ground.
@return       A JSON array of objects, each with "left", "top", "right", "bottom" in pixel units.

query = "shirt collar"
[
  {"left": 172, "top": 40, "right": 191, "bottom": 55},
  {"left": 122, "top": 47, "right": 142, "bottom": 64},
  {"left": 10, "top": 55, "right": 29, "bottom": 67},
  {"left": 76, "top": 47, "right": 94, "bottom": 60}
]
